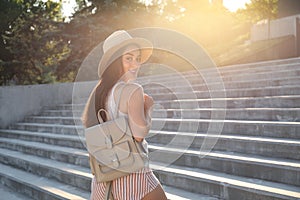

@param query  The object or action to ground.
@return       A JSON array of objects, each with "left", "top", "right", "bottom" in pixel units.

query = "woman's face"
[{"left": 121, "top": 45, "right": 141, "bottom": 81}]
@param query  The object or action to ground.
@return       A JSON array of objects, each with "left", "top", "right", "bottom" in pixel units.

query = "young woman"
[{"left": 82, "top": 30, "right": 168, "bottom": 200}]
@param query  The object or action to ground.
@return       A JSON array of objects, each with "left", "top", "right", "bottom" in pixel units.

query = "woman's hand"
[{"left": 144, "top": 94, "right": 154, "bottom": 111}]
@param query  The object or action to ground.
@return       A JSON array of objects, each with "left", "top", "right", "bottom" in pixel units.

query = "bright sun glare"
[
  {"left": 61, "top": 0, "right": 77, "bottom": 17},
  {"left": 223, "top": 0, "right": 251, "bottom": 12},
  {"left": 60, "top": 0, "right": 252, "bottom": 17}
]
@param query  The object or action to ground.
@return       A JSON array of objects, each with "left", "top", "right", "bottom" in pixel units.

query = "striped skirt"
[{"left": 90, "top": 168, "right": 159, "bottom": 200}]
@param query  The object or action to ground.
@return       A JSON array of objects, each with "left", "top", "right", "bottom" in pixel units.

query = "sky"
[
  {"left": 223, "top": 0, "right": 252, "bottom": 12},
  {"left": 61, "top": 0, "right": 252, "bottom": 17},
  {"left": 61, "top": 0, "right": 77, "bottom": 17}
]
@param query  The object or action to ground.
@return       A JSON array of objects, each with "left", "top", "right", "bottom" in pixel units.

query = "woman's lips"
[{"left": 129, "top": 68, "right": 138, "bottom": 73}]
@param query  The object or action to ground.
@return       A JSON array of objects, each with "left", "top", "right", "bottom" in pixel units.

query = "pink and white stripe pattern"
[{"left": 90, "top": 168, "right": 159, "bottom": 200}]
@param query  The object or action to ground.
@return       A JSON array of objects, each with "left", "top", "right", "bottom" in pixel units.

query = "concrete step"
[
  {"left": 1, "top": 144, "right": 300, "bottom": 199},
  {"left": 0, "top": 183, "right": 32, "bottom": 200},
  {"left": 148, "top": 85, "right": 300, "bottom": 100},
  {"left": 149, "top": 144, "right": 300, "bottom": 187},
  {"left": 0, "top": 148, "right": 213, "bottom": 200},
  {"left": 2, "top": 128, "right": 299, "bottom": 161},
  {"left": 151, "top": 118, "right": 300, "bottom": 139},
  {"left": 216, "top": 61, "right": 300, "bottom": 75},
  {"left": 11, "top": 117, "right": 300, "bottom": 140},
  {"left": 216, "top": 57, "right": 300, "bottom": 71},
  {"left": 141, "top": 64, "right": 300, "bottom": 84},
  {"left": 219, "top": 63, "right": 299, "bottom": 76},
  {"left": 0, "top": 148, "right": 92, "bottom": 191},
  {"left": 0, "top": 133, "right": 300, "bottom": 188},
  {"left": 155, "top": 95, "right": 300, "bottom": 109},
  {"left": 76, "top": 77, "right": 300, "bottom": 104},
  {"left": 153, "top": 108, "right": 300, "bottom": 122},
  {"left": 75, "top": 84, "right": 300, "bottom": 103},
  {"left": 9, "top": 122, "right": 82, "bottom": 135},
  {"left": 64, "top": 95, "right": 300, "bottom": 112},
  {"left": 147, "top": 131, "right": 300, "bottom": 160},
  {"left": 0, "top": 162, "right": 89, "bottom": 200},
  {"left": 0, "top": 129, "right": 86, "bottom": 150},
  {"left": 23, "top": 108, "right": 300, "bottom": 125},
  {"left": 151, "top": 58, "right": 300, "bottom": 77},
  {"left": 163, "top": 186, "right": 219, "bottom": 200},
  {"left": 142, "top": 76, "right": 300, "bottom": 95},
  {"left": 10, "top": 110, "right": 300, "bottom": 138},
  {"left": 2, "top": 127, "right": 297, "bottom": 160},
  {"left": 40, "top": 109, "right": 82, "bottom": 117},
  {"left": 145, "top": 68, "right": 300, "bottom": 88},
  {"left": 0, "top": 136, "right": 88, "bottom": 165},
  {"left": 141, "top": 62, "right": 300, "bottom": 85},
  {"left": 144, "top": 58, "right": 300, "bottom": 84},
  {"left": 0, "top": 135, "right": 299, "bottom": 187},
  {"left": 1, "top": 58, "right": 300, "bottom": 200},
  {"left": 151, "top": 162, "right": 300, "bottom": 200},
  {"left": 32, "top": 107, "right": 300, "bottom": 123},
  {"left": 67, "top": 77, "right": 300, "bottom": 105},
  {"left": 24, "top": 116, "right": 80, "bottom": 125}
]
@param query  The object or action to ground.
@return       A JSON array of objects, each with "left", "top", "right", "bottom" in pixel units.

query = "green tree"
[
  {"left": 55, "top": 0, "right": 156, "bottom": 82},
  {"left": 0, "top": 0, "right": 22, "bottom": 85},
  {"left": 236, "top": 0, "right": 278, "bottom": 23},
  {"left": 236, "top": 0, "right": 278, "bottom": 39},
  {"left": 1, "top": 0, "right": 70, "bottom": 85}
]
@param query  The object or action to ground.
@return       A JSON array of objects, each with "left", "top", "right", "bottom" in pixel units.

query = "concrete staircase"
[{"left": 0, "top": 57, "right": 300, "bottom": 199}]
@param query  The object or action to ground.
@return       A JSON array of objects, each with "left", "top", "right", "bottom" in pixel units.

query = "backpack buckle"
[
  {"left": 112, "top": 156, "right": 119, "bottom": 168},
  {"left": 105, "top": 135, "right": 113, "bottom": 149}
]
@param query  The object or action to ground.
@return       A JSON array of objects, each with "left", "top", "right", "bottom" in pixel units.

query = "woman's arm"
[{"left": 124, "top": 83, "right": 153, "bottom": 142}]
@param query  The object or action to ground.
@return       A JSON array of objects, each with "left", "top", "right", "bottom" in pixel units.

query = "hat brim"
[{"left": 98, "top": 38, "right": 153, "bottom": 78}]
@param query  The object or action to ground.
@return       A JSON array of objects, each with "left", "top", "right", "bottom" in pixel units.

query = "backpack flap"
[
  {"left": 85, "top": 125, "right": 108, "bottom": 152},
  {"left": 85, "top": 116, "right": 127, "bottom": 148},
  {"left": 106, "top": 116, "right": 129, "bottom": 142},
  {"left": 85, "top": 116, "right": 133, "bottom": 170},
  {"left": 94, "top": 140, "right": 133, "bottom": 173}
]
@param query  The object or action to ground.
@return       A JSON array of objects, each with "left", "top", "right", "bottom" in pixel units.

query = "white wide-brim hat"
[{"left": 98, "top": 30, "right": 153, "bottom": 78}]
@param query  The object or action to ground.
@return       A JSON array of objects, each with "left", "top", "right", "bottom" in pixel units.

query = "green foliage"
[
  {"left": 0, "top": 0, "right": 70, "bottom": 85},
  {"left": 236, "top": 0, "right": 278, "bottom": 23},
  {"left": 0, "top": 0, "right": 22, "bottom": 32},
  {"left": 0, "top": 0, "right": 22, "bottom": 85},
  {"left": 55, "top": 0, "right": 152, "bottom": 82},
  {"left": 0, "top": 0, "right": 261, "bottom": 85}
]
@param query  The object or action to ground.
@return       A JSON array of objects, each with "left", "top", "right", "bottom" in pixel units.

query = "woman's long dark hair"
[{"left": 82, "top": 52, "right": 125, "bottom": 128}]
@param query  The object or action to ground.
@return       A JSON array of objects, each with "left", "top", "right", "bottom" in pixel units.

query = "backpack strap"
[
  {"left": 114, "top": 82, "right": 126, "bottom": 118},
  {"left": 97, "top": 109, "right": 109, "bottom": 123},
  {"left": 105, "top": 181, "right": 114, "bottom": 200},
  {"left": 96, "top": 82, "right": 125, "bottom": 123}
]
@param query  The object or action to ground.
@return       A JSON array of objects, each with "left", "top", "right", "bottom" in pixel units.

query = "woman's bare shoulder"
[
  {"left": 117, "top": 82, "right": 143, "bottom": 96},
  {"left": 114, "top": 82, "right": 143, "bottom": 108}
]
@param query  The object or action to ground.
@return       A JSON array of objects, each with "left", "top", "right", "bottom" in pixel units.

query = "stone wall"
[
  {"left": 0, "top": 81, "right": 97, "bottom": 128},
  {"left": 251, "top": 15, "right": 299, "bottom": 42}
]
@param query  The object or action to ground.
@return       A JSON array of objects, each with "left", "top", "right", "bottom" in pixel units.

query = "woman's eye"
[
  {"left": 124, "top": 55, "right": 141, "bottom": 63},
  {"left": 126, "top": 57, "right": 133, "bottom": 62}
]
